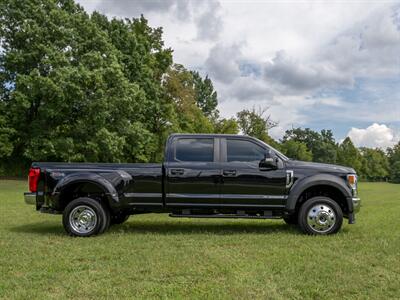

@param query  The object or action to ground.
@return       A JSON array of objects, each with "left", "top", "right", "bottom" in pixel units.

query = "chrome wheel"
[
  {"left": 307, "top": 204, "right": 336, "bottom": 233},
  {"left": 69, "top": 205, "right": 98, "bottom": 234}
]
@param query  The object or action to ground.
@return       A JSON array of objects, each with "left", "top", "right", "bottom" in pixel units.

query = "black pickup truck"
[{"left": 24, "top": 133, "right": 360, "bottom": 236}]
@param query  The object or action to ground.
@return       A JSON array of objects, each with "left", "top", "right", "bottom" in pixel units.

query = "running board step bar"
[{"left": 169, "top": 213, "right": 281, "bottom": 220}]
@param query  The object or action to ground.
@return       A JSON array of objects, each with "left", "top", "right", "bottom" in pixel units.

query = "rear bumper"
[{"left": 24, "top": 192, "right": 36, "bottom": 205}]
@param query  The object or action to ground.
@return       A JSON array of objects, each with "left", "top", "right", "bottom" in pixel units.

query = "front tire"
[
  {"left": 63, "top": 197, "right": 110, "bottom": 237},
  {"left": 298, "top": 196, "right": 343, "bottom": 235}
]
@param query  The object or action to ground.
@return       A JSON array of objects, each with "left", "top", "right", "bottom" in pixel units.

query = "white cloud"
[
  {"left": 320, "top": 4, "right": 400, "bottom": 78},
  {"left": 264, "top": 50, "right": 353, "bottom": 93},
  {"left": 226, "top": 76, "right": 274, "bottom": 102},
  {"left": 314, "top": 97, "right": 344, "bottom": 107},
  {"left": 76, "top": 0, "right": 400, "bottom": 146},
  {"left": 80, "top": 0, "right": 223, "bottom": 42},
  {"left": 195, "top": 0, "right": 223, "bottom": 40},
  {"left": 347, "top": 123, "right": 399, "bottom": 149},
  {"left": 204, "top": 43, "right": 242, "bottom": 84}
]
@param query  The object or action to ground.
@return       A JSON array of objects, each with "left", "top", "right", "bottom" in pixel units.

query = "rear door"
[
  {"left": 165, "top": 137, "right": 221, "bottom": 208},
  {"left": 220, "top": 137, "right": 287, "bottom": 208}
]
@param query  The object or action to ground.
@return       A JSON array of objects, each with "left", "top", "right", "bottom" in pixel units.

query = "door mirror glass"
[{"left": 259, "top": 150, "right": 278, "bottom": 169}]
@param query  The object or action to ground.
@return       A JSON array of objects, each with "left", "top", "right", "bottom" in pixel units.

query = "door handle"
[
  {"left": 223, "top": 170, "right": 236, "bottom": 176},
  {"left": 170, "top": 168, "right": 184, "bottom": 176}
]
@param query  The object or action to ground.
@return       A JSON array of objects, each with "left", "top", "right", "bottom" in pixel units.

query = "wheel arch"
[
  {"left": 286, "top": 174, "right": 353, "bottom": 215},
  {"left": 53, "top": 173, "right": 119, "bottom": 211}
]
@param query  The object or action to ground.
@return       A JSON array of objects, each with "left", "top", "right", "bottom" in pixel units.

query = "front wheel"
[
  {"left": 298, "top": 196, "right": 343, "bottom": 235},
  {"left": 63, "top": 197, "right": 110, "bottom": 237}
]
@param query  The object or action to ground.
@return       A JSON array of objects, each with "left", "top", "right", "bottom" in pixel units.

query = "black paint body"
[{"left": 29, "top": 134, "right": 359, "bottom": 220}]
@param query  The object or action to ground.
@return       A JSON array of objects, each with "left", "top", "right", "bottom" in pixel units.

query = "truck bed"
[{"left": 32, "top": 162, "right": 164, "bottom": 212}]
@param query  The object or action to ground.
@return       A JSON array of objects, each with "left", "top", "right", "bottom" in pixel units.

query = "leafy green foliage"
[
  {"left": 390, "top": 161, "right": 400, "bottom": 183},
  {"left": 0, "top": 114, "right": 14, "bottom": 159},
  {"left": 0, "top": 0, "right": 397, "bottom": 183},
  {"left": 236, "top": 107, "right": 277, "bottom": 145},
  {"left": 359, "top": 148, "right": 389, "bottom": 181},
  {"left": 337, "top": 137, "right": 362, "bottom": 173},
  {"left": 163, "top": 64, "right": 214, "bottom": 134},
  {"left": 281, "top": 128, "right": 396, "bottom": 181},
  {"left": 214, "top": 118, "right": 239, "bottom": 134},
  {"left": 388, "top": 142, "right": 400, "bottom": 182},
  {"left": 283, "top": 128, "right": 337, "bottom": 163},
  {"left": 280, "top": 140, "right": 312, "bottom": 161},
  {"left": 191, "top": 71, "right": 219, "bottom": 118},
  {"left": 0, "top": 0, "right": 225, "bottom": 169},
  {"left": 0, "top": 0, "right": 159, "bottom": 164}
]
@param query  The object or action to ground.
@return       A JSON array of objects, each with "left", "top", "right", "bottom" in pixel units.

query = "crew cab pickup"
[{"left": 24, "top": 134, "right": 361, "bottom": 236}]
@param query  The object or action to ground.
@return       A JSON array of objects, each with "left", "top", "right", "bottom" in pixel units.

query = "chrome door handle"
[
  {"left": 170, "top": 169, "right": 184, "bottom": 175},
  {"left": 223, "top": 170, "right": 236, "bottom": 176}
]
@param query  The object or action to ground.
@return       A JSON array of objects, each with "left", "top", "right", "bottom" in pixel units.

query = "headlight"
[{"left": 347, "top": 174, "right": 358, "bottom": 196}]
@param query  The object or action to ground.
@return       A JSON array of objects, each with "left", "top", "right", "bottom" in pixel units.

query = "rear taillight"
[{"left": 28, "top": 167, "right": 40, "bottom": 193}]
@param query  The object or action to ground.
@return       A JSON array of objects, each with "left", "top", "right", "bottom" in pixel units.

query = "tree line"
[
  {"left": 227, "top": 108, "right": 399, "bottom": 183},
  {"left": 0, "top": 0, "right": 399, "bottom": 182}
]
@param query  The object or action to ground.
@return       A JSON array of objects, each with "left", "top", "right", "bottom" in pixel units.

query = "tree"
[
  {"left": 0, "top": 110, "right": 14, "bottom": 159},
  {"left": 191, "top": 71, "right": 218, "bottom": 118},
  {"left": 236, "top": 107, "right": 276, "bottom": 145},
  {"left": 280, "top": 140, "right": 312, "bottom": 161},
  {"left": 337, "top": 137, "right": 362, "bottom": 173},
  {"left": 0, "top": 0, "right": 159, "bottom": 164},
  {"left": 0, "top": 0, "right": 227, "bottom": 171},
  {"left": 388, "top": 142, "right": 400, "bottom": 183},
  {"left": 387, "top": 142, "right": 400, "bottom": 165},
  {"left": 282, "top": 128, "right": 338, "bottom": 163},
  {"left": 91, "top": 13, "right": 174, "bottom": 156},
  {"left": 390, "top": 161, "right": 400, "bottom": 183},
  {"left": 214, "top": 118, "right": 239, "bottom": 134},
  {"left": 163, "top": 64, "right": 214, "bottom": 135},
  {"left": 359, "top": 148, "right": 389, "bottom": 181}
]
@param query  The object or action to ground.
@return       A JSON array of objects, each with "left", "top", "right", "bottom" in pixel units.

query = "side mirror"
[{"left": 259, "top": 151, "right": 278, "bottom": 170}]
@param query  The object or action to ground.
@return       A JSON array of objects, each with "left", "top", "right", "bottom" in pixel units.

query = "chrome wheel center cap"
[
  {"left": 307, "top": 204, "right": 336, "bottom": 233},
  {"left": 69, "top": 205, "right": 98, "bottom": 234},
  {"left": 317, "top": 212, "right": 329, "bottom": 224},
  {"left": 79, "top": 213, "right": 91, "bottom": 225}
]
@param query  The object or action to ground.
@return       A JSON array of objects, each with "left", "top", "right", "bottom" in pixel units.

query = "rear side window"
[
  {"left": 175, "top": 138, "right": 214, "bottom": 162},
  {"left": 227, "top": 139, "right": 265, "bottom": 162}
]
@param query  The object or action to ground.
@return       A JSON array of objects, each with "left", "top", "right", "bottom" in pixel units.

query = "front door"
[
  {"left": 220, "top": 137, "right": 287, "bottom": 208},
  {"left": 165, "top": 137, "right": 221, "bottom": 208}
]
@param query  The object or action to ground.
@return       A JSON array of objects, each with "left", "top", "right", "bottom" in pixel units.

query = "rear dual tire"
[{"left": 63, "top": 197, "right": 110, "bottom": 237}]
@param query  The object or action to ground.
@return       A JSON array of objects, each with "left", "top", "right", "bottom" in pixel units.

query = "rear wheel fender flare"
[{"left": 54, "top": 173, "right": 120, "bottom": 207}]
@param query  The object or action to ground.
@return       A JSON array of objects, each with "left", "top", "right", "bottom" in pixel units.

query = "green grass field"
[{"left": 0, "top": 181, "right": 399, "bottom": 299}]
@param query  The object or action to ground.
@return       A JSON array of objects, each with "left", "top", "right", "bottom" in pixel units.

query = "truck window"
[
  {"left": 227, "top": 139, "right": 265, "bottom": 162},
  {"left": 175, "top": 138, "right": 214, "bottom": 162}
]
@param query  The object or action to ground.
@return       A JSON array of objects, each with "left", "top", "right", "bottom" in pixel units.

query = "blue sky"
[
  {"left": 77, "top": 0, "right": 400, "bottom": 148},
  {"left": 304, "top": 77, "right": 400, "bottom": 139}
]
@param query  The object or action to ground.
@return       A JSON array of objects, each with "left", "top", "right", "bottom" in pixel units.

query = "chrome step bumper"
[{"left": 24, "top": 192, "right": 36, "bottom": 205}]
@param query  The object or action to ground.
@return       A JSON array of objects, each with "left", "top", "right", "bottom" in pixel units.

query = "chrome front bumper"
[
  {"left": 352, "top": 197, "right": 361, "bottom": 213},
  {"left": 24, "top": 192, "right": 36, "bottom": 205}
]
